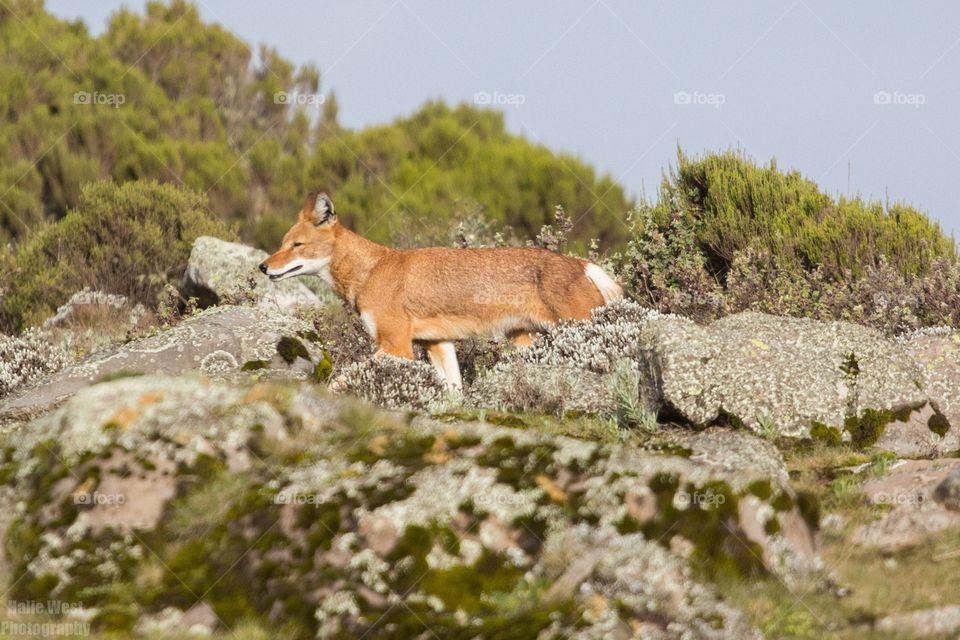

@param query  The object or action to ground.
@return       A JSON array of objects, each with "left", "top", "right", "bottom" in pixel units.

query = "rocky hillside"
[{"left": 2, "top": 235, "right": 960, "bottom": 639}]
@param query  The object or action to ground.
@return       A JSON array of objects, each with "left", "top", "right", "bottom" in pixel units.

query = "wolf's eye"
[{"left": 292, "top": 241, "right": 304, "bottom": 248}]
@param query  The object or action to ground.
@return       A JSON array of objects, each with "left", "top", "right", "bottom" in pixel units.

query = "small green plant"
[
  {"left": 828, "top": 476, "right": 860, "bottom": 503},
  {"left": 866, "top": 451, "right": 896, "bottom": 477},
  {"left": 533, "top": 205, "right": 574, "bottom": 254},
  {"left": 612, "top": 360, "right": 658, "bottom": 435},
  {"left": 756, "top": 414, "right": 778, "bottom": 440}
]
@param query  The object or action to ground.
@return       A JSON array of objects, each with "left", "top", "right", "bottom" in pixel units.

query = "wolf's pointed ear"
[{"left": 300, "top": 191, "right": 337, "bottom": 226}]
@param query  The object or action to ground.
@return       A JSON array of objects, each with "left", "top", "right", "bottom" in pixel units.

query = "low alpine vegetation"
[
  {"left": 0, "top": 329, "right": 69, "bottom": 398},
  {"left": 614, "top": 149, "right": 960, "bottom": 334},
  {"left": 0, "top": 180, "right": 226, "bottom": 332}
]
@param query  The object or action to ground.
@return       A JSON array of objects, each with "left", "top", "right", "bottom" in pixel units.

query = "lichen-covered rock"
[
  {"left": 0, "top": 305, "right": 329, "bottom": 423},
  {"left": 0, "top": 375, "right": 817, "bottom": 637},
  {"left": 876, "top": 605, "right": 960, "bottom": 637},
  {"left": 183, "top": 235, "right": 327, "bottom": 309},
  {"left": 852, "top": 458, "right": 960, "bottom": 549},
  {"left": 934, "top": 465, "right": 960, "bottom": 511},
  {"left": 873, "top": 401, "right": 960, "bottom": 457},
  {"left": 10, "top": 375, "right": 285, "bottom": 464},
  {"left": 482, "top": 303, "right": 928, "bottom": 445},
  {"left": 654, "top": 311, "right": 927, "bottom": 438},
  {"left": 898, "top": 329, "right": 960, "bottom": 451},
  {"left": 539, "top": 526, "right": 762, "bottom": 640}
]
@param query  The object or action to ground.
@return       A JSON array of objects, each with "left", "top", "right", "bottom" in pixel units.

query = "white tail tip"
[{"left": 584, "top": 263, "right": 623, "bottom": 304}]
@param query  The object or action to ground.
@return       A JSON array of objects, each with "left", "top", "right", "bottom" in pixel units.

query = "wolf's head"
[{"left": 259, "top": 191, "right": 338, "bottom": 281}]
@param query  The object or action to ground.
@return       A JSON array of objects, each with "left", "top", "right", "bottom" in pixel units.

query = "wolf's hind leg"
[
  {"left": 507, "top": 330, "right": 535, "bottom": 347},
  {"left": 425, "top": 341, "right": 462, "bottom": 389}
]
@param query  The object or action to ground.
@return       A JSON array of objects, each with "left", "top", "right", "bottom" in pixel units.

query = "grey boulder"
[
  {"left": 0, "top": 305, "right": 326, "bottom": 423},
  {"left": 183, "top": 235, "right": 326, "bottom": 310}
]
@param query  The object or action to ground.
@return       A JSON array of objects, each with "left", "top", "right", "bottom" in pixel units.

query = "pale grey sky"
[{"left": 47, "top": 0, "right": 960, "bottom": 235}]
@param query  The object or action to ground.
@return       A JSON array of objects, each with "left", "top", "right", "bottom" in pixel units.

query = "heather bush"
[
  {"left": 307, "top": 301, "right": 376, "bottom": 377},
  {"left": 724, "top": 250, "right": 960, "bottom": 335},
  {"left": 469, "top": 361, "right": 615, "bottom": 417},
  {"left": 613, "top": 150, "right": 960, "bottom": 334},
  {"left": 328, "top": 355, "right": 446, "bottom": 410},
  {"left": 469, "top": 300, "right": 663, "bottom": 419},
  {"left": 0, "top": 329, "right": 69, "bottom": 398},
  {"left": 613, "top": 206, "right": 725, "bottom": 320},
  {"left": 41, "top": 288, "right": 156, "bottom": 357},
  {"left": 0, "top": 180, "right": 226, "bottom": 331},
  {"left": 509, "top": 299, "right": 656, "bottom": 374},
  {"left": 661, "top": 149, "right": 954, "bottom": 278}
]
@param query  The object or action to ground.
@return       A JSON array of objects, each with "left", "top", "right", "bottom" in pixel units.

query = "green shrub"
[
  {"left": 0, "top": 180, "right": 227, "bottom": 331},
  {"left": 614, "top": 149, "right": 960, "bottom": 334},
  {"left": 661, "top": 149, "right": 954, "bottom": 278}
]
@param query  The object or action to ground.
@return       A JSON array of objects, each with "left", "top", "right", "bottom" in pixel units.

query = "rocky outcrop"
[
  {"left": 0, "top": 305, "right": 329, "bottom": 423},
  {"left": 882, "top": 329, "right": 960, "bottom": 455},
  {"left": 877, "top": 605, "right": 960, "bottom": 638},
  {"left": 646, "top": 311, "right": 926, "bottom": 439},
  {"left": 1, "top": 375, "right": 818, "bottom": 637},
  {"left": 486, "top": 301, "right": 937, "bottom": 446},
  {"left": 852, "top": 458, "right": 960, "bottom": 549},
  {"left": 183, "top": 236, "right": 326, "bottom": 310}
]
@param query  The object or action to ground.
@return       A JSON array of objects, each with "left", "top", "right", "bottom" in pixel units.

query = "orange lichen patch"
[
  {"left": 535, "top": 474, "right": 567, "bottom": 503},
  {"left": 72, "top": 477, "right": 96, "bottom": 501},
  {"left": 138, "top": 392, "right": 163, "bottom": 406},
  {"left": 242, "top": 384, "right": 272, "bottom": 404},
  {"left": 586, "top": 594, "right": 609, "bottom": 620},
  {"left": 367, "top": 435, "right": 390, "bottom": 457},
  {"left": 423, "top": 437, "right": 452, "bottom": 464},
  {"left": 105, "top": 405, "right": 139, "bottom": 430}
]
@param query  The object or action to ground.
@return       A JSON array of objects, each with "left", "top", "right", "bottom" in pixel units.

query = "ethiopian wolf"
[{"left": 260, "top": 191, "right": 623, "bottom": 388}]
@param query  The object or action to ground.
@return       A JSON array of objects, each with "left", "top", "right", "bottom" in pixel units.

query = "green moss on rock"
[
  {"left": 843, "top": 408, "right": 894, "bottom": 448},
  {"left": 242, "top": 359, "right": 270, "bottom": 371},
  {"left": 276, "top": 336, "right": 310, "bottom": 364},
  {"left": 312, "top": 349, "right": 333, "bottom": 383},
  {"left": 929, "top": 409, "right": 951, "bottom": 437},
  {"left": 810, "top": 422, "right": 842, "bottom": 446}
]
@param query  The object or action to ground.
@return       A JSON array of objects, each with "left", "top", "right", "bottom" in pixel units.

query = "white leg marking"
[{"left": 360, "top": 312, "right": 377, "bottom": 339}]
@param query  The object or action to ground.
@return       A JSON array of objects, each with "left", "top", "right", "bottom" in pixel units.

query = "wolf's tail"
[{"left": 584, "top": 263, "right": 623, "bottom": 304}]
